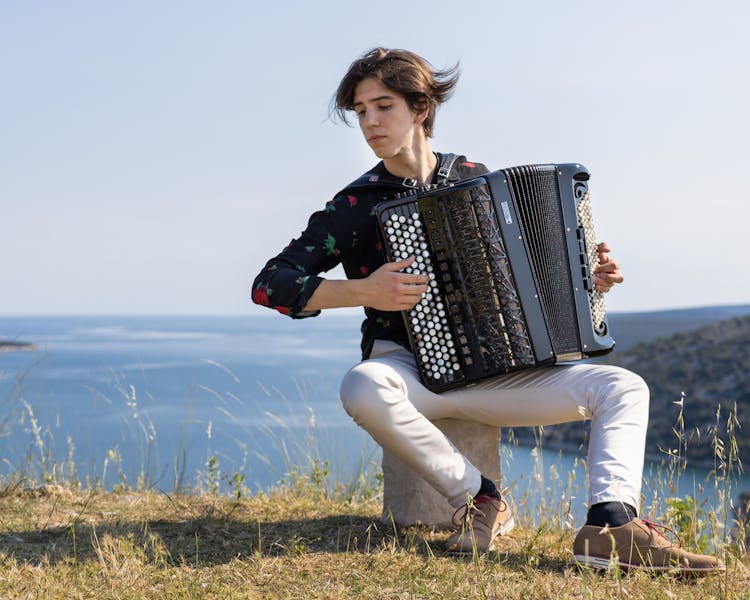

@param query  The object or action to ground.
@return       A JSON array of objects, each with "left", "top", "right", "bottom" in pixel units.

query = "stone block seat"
[{"left": 380, "top": 419, "right": 501, "bottom": 529}]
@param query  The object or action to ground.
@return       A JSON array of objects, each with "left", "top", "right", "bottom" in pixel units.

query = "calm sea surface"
[{"left": 1, "top": 315, "right": 746, "bottom": 524}]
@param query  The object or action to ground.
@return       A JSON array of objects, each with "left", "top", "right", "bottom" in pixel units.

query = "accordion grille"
[
  {"left": 439, "top": 186, "right": 535, "bottom": 372},
  {"left": 506, "top": 165, "right": 581, "bottom": 356}
]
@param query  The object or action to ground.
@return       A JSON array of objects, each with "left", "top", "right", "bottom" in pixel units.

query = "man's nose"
[{"left": 363, "top": 110, "right": 379, "bottom": 127}]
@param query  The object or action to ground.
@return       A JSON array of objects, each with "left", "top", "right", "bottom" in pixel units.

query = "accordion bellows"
[{"left": 375, "top": 163, "right": 615, "bottom": 392}]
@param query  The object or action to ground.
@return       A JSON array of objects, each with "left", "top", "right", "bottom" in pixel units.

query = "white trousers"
[{"left": 340, "top": 340, "right": 649, "bottom": 511}]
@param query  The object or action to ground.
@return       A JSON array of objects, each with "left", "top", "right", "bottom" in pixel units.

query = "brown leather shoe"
[
  {"left": 573, "top": 519, "right": 726, "bottom": 575},
  {"left": 446, "top": 494, "right": 515, "bottom": 554}
]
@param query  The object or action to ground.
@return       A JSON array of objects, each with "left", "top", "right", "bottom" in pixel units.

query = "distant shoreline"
[{"left": 0, "top": 340, "right": 36, "bottom": 352}]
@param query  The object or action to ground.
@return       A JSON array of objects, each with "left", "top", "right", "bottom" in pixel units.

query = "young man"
[{"left": 252, "top": 48, "right": 724, "bottom": 574}]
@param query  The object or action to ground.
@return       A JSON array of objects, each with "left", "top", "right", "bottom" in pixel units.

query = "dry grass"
[{"left": 0, "top": 484, "right": 748, "bottom": 599}]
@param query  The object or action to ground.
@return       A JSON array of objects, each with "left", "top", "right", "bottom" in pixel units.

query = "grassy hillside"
[{"left": 517, "top": 314, "right": 750, "bottom": 467}]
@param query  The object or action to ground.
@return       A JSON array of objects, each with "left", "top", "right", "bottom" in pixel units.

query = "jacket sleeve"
[{"left": 251, "top": 197, "right": 349, "bottom": 318}]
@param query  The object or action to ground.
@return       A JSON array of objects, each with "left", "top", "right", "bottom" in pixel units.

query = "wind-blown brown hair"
[{"left": 332, "top": 48, "right": 459, "bottom": 138}]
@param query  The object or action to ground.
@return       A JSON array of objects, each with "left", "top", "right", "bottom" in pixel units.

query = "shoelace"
[
  {"left": 451, "top": 494, "right": 507, "bottom": 527},
  {"left": 641, "top": 519, "right": 683, "bottom": 548}
]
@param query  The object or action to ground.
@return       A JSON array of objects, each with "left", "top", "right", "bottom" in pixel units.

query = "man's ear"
[{"left": 412, "top": 95, "right": 430, "bottom": 125}]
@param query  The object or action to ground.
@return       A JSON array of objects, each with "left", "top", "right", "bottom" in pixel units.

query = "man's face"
[{"left": 353, "top": 77, "right": 424, "bottom": 160}]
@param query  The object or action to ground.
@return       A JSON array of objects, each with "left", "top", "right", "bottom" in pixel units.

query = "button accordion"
[{"left": 375, "top": 163, "right": 615, "bottom": 392}]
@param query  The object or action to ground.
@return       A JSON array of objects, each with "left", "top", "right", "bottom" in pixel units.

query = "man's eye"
[{"left": 378, "top": 105, "right": 392, "bottom": 111}]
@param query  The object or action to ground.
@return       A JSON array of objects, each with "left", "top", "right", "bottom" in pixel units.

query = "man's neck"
[{"left": 382, "top": 142, "right": 437, "bottom": 184}]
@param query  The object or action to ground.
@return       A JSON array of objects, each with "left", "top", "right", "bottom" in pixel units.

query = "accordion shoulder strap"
[
  {"left": 337, "top": 152, "right": 460, "bottom": 196},
  {"left": 436, "top": 153, "right": 458, "bottom": 184}
]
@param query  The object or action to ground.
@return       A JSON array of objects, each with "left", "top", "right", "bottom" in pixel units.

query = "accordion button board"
[
  {"left": 383, "top": 210, "right": 464, "bottom": 382},
  {"left": 375, "top": 163, "right": 615, "bottom": 392}
]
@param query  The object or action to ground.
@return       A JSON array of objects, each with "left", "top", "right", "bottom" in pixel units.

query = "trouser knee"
[
  {"left": 596, "top": 366, "right": 650, "bottom": 416},
  {"left": 339, "top": 361, "right": 406, "bottom": 425}
]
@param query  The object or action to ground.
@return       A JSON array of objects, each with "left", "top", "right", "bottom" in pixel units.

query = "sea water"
[{"left": 0, "top": 314, "right": 746, "bottom": 526}]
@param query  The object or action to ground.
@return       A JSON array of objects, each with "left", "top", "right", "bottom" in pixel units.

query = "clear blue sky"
[{"left": 2, "top": 1, "right": 748, "bottom": 315}]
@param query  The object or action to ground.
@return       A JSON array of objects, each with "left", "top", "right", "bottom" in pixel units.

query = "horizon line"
[{"left": 1, "top": 301, "right": 749, "bottom": 319}]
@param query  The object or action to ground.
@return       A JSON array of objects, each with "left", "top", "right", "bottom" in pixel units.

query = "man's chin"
[{"left": 370, "top": 147, "right": 395, "bottom": 160}]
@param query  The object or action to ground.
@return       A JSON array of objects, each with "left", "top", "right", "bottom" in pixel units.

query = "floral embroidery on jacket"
[
  {"left": 251, "top": 284, "right": 270, "bottom": 306},
  {"left": 323, "top": 233, "right": 339, "bottom": 256}
]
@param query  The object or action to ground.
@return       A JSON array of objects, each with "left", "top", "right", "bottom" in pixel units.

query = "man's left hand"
[{"left": 593, "top": 241, "right": 624, "bottom": 293}]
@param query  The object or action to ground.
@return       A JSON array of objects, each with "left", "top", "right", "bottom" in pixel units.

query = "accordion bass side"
[{"left": 375, "top": 163, "right": 615, "bottom": 392}]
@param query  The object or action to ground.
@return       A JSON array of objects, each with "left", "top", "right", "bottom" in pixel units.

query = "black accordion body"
[{"left": 375, "top": 163, "right": 615, "bottom": 392}]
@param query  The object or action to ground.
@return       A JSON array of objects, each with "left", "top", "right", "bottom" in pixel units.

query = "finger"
[
  {"left": 385, "top": 256, "right": 416, "bottom": 270},
  {"left": 594, "top": 261, "right": 620, "bottom": 274},
  {"left": 399, "top": 298, "right": 427, "bottom": 309},
  {"left": 596, "top": 241, "right": 611, "bottom": 253},
  {"left": 595, "top": 271, "right": 622, "bottom": 284},
  {"left": 396, "top": 272, "right": 430, "bottom": 284},
  {"left": 595, "top": 268, "right": 623, "bottom": 281},
  {"left": 593, "top": 273, "right": 623, "bottom": 288},
  {"left": 398, "top": 283, "right": 429, "bottom": 296},
  {"left": 592, "top": 276, "right": 613, "bottom": 292}
]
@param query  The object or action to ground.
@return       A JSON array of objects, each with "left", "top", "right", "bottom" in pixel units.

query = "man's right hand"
[
  {"left": 359, "top": 256, "right": 428, "bottom": 311},
  {"left": 301, "top": 256, "right": 429, "bottom": 313}
]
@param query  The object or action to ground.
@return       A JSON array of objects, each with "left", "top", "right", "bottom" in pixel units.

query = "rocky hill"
[{"left": 513, "top": 314, "right": 750, "bottom": 466}]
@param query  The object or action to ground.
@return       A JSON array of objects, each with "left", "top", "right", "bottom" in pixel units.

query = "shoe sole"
[
  {"left": 447, "top": 516, "right": 516, "bottom": 555},
  {"left": 573, "top": 554, "right": 726, "bottom": 575}
]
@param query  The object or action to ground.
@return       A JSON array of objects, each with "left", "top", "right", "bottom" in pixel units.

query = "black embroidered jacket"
[{"left": 252, "top": 154, "right": 489, "bottom": 359}]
